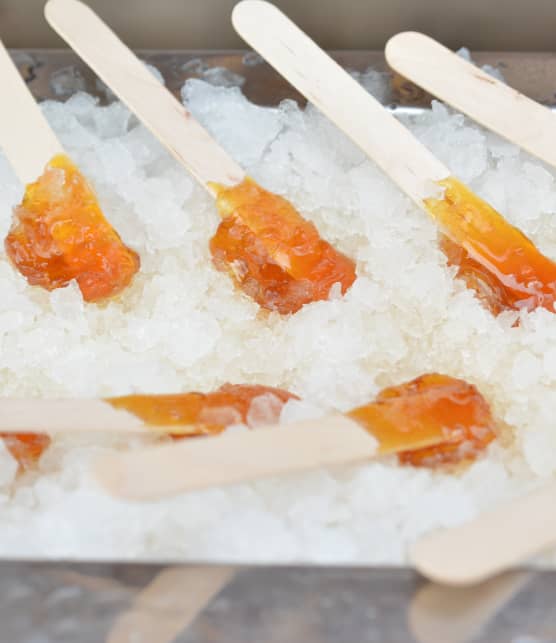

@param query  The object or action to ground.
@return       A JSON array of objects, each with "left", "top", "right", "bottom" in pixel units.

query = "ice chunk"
[
  {"left": 351, "top": 68, "right": 391, "bottom": 103},
  {"left": 91, "top": 102, "right": 132, "bottom": 139},
  {"left": 246, "top": 393, "right": 287, "bottom": 427},
  {"left": 242, "top": 52, "right": 263, "bottom": 67},
  {"left": 456, "top": 47, "right": 472, "bottom": 61},
  {"left": 512, "top": 351, "right": 542, "bottom": 389},
  {"left": 279, "top": 398, "right": 327, "bottom": 424},
  {"left": 182, "top": 79, "right": 284, "bottom": 167},
  {"left": 523, "top": 428, "right": 556, "bottom": 476},
  {"left": 49, "top": 66, "right": 87, "bottom": 97},
  {"left": 202, "top": 67, "right": 245, "bottom": 88},
  {"left": 544, "top": 346, "right": 556, "bottom": 379}
]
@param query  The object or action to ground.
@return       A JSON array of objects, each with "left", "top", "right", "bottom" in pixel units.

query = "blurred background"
[{"left": 1, "top": 0, "right": 556, "bottom": 50}]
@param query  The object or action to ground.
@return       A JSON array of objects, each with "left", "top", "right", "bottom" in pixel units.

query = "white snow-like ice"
[{"left": 0, "top": 64, "right": 555, "bottom": 564}]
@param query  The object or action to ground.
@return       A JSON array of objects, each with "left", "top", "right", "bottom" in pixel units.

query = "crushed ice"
[{"left": 0, "top": 61, "right": 554, "bottom": 563}]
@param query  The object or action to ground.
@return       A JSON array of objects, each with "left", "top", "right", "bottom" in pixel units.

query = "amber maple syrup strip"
[
  {"left": 6, "top": 154, "right": 140, "bottom": 302},
  {"left": 0, "top": 37, "right": 64, "bottom": 185},
  {"left": 348, "top": 373, "right": 496, "bottom": 466},
  {"left": 424, "top": 177, "right": 556, "bottom": 313},
  {"left": 209, "top": 178, "right": 357, "bottom": 313}
]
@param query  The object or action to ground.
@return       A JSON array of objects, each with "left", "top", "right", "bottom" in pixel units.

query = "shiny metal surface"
[{"left": 1, "top": 562, "right": 555, "bottom": 642}]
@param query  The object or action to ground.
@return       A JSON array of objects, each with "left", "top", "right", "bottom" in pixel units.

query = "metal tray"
[
  {"left": 5, "top": 49, "right": 556, "bottom": 642},
  {"left": 13, "top": 48, "right": 556, "bottom": 108},
  {"left": 3, "top": 562, "right": 556, "bottom": 642}
]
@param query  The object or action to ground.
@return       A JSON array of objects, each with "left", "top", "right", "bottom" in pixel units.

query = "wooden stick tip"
[
  {"left": 385, "top": 31, "right": 430, "bottom": 60},
  {"left": 410, "top": 537, "right": 487, "bottom": 587},
  {"left": 232, "top": 0, "right": 275, "bottom": 26},
  {"left": 45, "top": 0, "right": 86, "bottom": 22}
]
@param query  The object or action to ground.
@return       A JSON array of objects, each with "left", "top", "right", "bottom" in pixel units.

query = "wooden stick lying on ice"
[
  {"left": 410, "top": 481, "right": 556, "bottom": 586},
  {"left": 1, "top": 372, "right": 492, "bottom": 502},
  {"left": 0, "top": 394, "right": 450, "bottom": 500},
  {"left": 0, "top": 38, "right": 64, "bottom": 184},
  {"left": 0, "top": 398, "right": 160, "bottom": 434},
  {"left": 231, "top": 0, "right": 450, "bottom": 208},
  {"left": 45, "top": 0, "right": 244, "bottom": 193},
  {"left": 231, "top": 0, "right": 556, "bottom": 317},
  {"left": 93, "top": 412, "right": 447, "bottom": 501},
  {"left": 385, "top": 32, "right": 556, "bottom": 169}
]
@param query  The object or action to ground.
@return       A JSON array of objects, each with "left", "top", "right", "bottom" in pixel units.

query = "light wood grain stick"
[
  {"left": 411, "top": 481, "right": 556, "bottom": 586},
  {"left": 0, "top": 39, "right": 64, "bottom": 185},
  {"left": 95, "top": 415, "right": 378, "bottom": 500},
  {"left": 45, "top": 0, "right": 245, "bottom": 192},
  {"left": 0, "top": 398, "right": 157, "bottom": 434},
  {"left": 93, "top": 412, "right": 452, "bottom": 501},
  {"left": 0, "top": 395, "right": 455, "bottom": 501},
  {"left": 385, "top": 32, "right": 556, "bottom": 169},
  {"left": 231, "top": 0, "right": 449, "bottom": 206}
]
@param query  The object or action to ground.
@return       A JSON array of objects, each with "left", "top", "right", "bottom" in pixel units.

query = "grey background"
[{"left": 1, "top": 0, "right": 555, "bottom": 50}]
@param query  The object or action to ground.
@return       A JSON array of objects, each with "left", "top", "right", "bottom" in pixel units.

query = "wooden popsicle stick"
[
  {"left": 231, "top": 0, "right": 450, "bottom": 206},
  {"left": 385, "top": 32, "right": 556, "bottom": 169},
  {"left": 0, "top": 398, "right": 154, "bottom": 434},
  {"left": 95, "top": 415, "right": 377, "bottom": 500},
  {"left": 94, "top": 413, "right": 449, "bottom": 501},
  {"left": 0, "top": 39, "right": 64, "bottom": 185},
  {"left": 410, "top": 480, "right": 556, "bottom": 586},
  {"left": 44, "top": 0, "right": 245, "bottom": 192}
]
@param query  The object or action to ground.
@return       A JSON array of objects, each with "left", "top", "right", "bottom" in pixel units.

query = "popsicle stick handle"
[
  {"left": 385, "top": 32, "right": 556, "bottom": 169},
  {"left": 45, "top": 0, "right": 245, "bottom": 192},
  {"left": 95, "top": 414, "right": 378, "bottom": 500},
  {"left": 411, "top": 480, "right": 556, "bottom": 585},
  {"left": 0, "top": 40, "right": 64, "bottom": 185},
  {"left": 0, "top": 398, "right": 152, "bottom": 434},
  {"left": 232, "top": 0, "right": 449, "bottom": 205}
]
